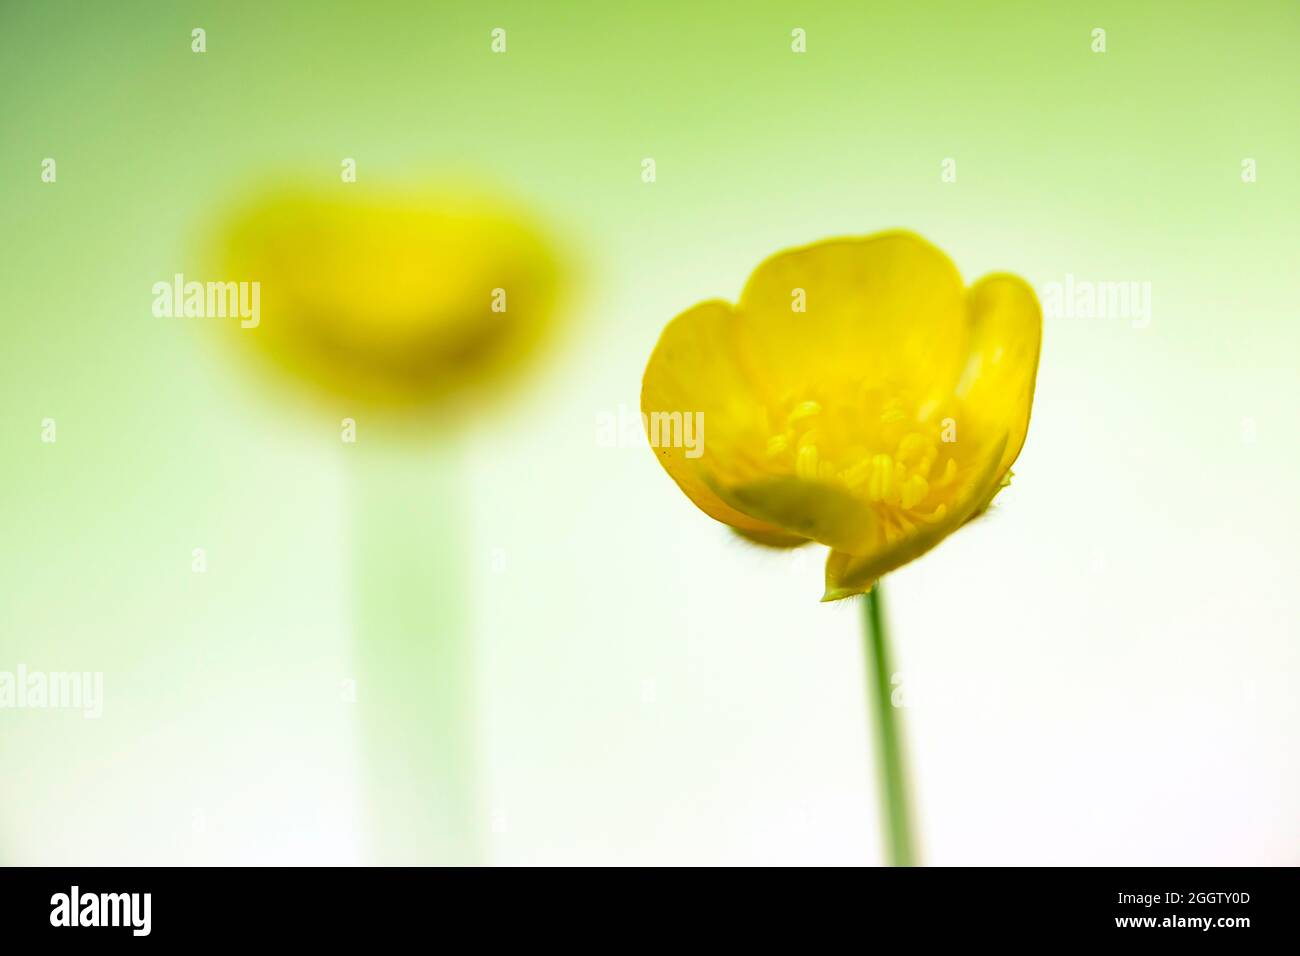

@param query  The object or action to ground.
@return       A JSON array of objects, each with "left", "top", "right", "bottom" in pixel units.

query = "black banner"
[{"left": 0, "top": 866, "right": 1292, "bottom": 942}]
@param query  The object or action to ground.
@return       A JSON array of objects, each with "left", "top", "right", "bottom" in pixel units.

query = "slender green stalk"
[
  {"left": 862, "top": 582, "right": 918, "bottom": 866},
  {"left": 350, "top": 432, "right": 480, "bottom": 864}
]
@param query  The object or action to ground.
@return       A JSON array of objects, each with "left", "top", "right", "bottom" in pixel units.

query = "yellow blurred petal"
[
  {"left": 821, "top": 433, "right": 1008, "bottom": 601},
  {"left": 641, "top": 300, "right": 805, "bottom": 543},
  {"left": 221, "top": 188, "right": 560, "bottom": 407},
  {"left": 956, "top": 273, "right": 1042, "bottom": 477},
  {"left": 734, "top": 231, "right": 969, "bottom": 401}
]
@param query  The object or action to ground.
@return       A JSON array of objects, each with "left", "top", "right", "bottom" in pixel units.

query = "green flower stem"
[
  {"left": 862, "top": 582, "right": 918, "bottom": 866},
  {"left": 350, "top": 432, "right": 480, "bottom": 864}
]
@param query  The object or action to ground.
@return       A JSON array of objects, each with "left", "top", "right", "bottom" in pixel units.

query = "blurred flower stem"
[
  {"left": 350, "top": 433, "right": 480, "bottom": 864},
  {"left": 862, "top": 583, "right": 917, "bottom": 866}
]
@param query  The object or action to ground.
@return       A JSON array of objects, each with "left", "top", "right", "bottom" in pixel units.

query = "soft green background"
[{"left": 2, "top": 0, "right": 1297, "bottom": 864}]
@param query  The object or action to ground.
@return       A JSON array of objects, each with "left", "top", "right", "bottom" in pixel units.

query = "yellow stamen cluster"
[{"left": 763, "top": 388, "right": 960, "bottom": 536}]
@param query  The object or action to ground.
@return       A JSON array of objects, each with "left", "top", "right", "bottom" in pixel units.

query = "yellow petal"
[
  {"left": 733, "top": 526, "right": 814, "bottom": 548},
  {"left": 821, "top": 433, "right": 1008, "bottom": 601},
  {"left": 641, "top": 300, "right": 806, "bottom": 544},
  {"left": 710, "top": 475, "right": 879, "bottom": 554},
  {"left": 220, "top": 188, "right": 560, "bottom": 407},
  {"left": 734, "top": 231, "right": 969, "bottom": 402},
  {"left": 955, "top": 273, "right": 1042, "bottom": 478}
]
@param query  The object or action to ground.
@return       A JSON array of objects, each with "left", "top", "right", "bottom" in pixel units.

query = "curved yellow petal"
[
  {"left": 732, "top": 526, "right": 814, "bottom": 548},
  {"left": 641, "top": 300, "right": 806, "bottom": 543},
  {"left": 955, "top": 273, "right": 1042, "bottom": 477},
  {"left": 710, "top": 475, "right": 879, "bottom": 554},
  {"left": 734, "top": 231, "right": 969, "bottom": 402},
  {"left": 821, "top": 433, "right": 1008, "bottom": 601}
]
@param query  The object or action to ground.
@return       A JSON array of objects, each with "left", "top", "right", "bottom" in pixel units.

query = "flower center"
[{"left": 761, "top": 386, "right": 964, "bottom": 535}]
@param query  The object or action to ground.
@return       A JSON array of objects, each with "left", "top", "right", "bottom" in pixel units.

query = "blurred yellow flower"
[
  {"left": 221, "top": 187, "right": 560, "bottom": 409},
  {"left": 642, "top": 231, "right": 1041, "bottom": 601}
]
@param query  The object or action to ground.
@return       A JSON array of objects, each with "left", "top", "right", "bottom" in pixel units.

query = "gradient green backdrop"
[{"left": 2, "top": 1, "right": 1297, "bottom": 864}]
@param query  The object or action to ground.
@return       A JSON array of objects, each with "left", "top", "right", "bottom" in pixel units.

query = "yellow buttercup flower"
[
  {"left": 220, "top": 186, "right": 560, "bottom": 410},
  {"left": 642, "top": 231, "right": 1040, "bottom": 601},
  {"left": 214, "top": 186, "right": 563, "bottom": 862}
]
